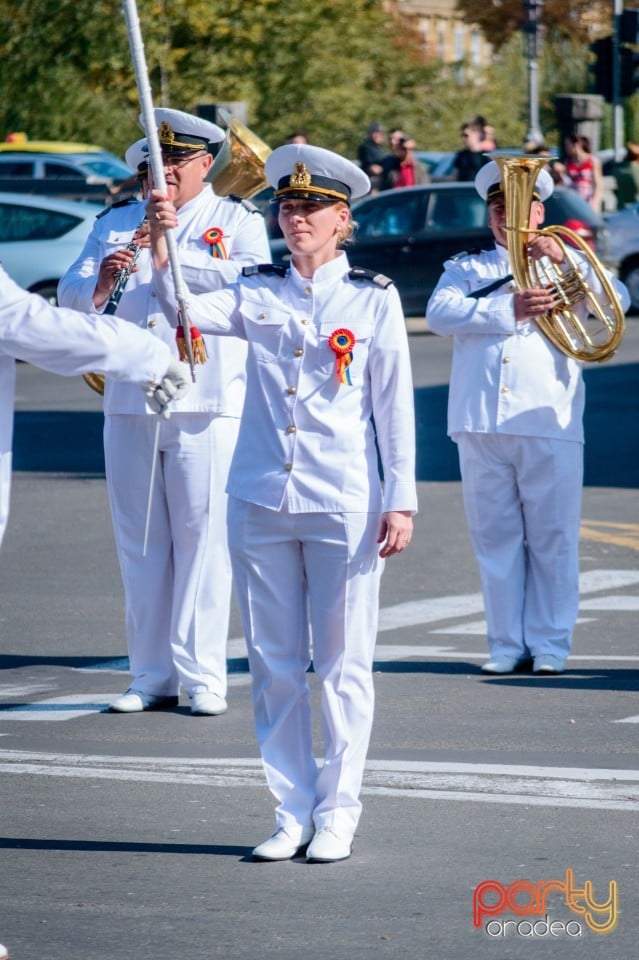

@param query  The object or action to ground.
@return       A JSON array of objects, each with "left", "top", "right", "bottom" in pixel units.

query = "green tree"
[
  {"left": 0, "top": 0, "right": 438, "bottom": 158},
  {"left": 0, "top": 0, "right": 626, "bottom": 161}
]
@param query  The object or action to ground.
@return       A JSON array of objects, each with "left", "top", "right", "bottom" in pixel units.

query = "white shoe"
[
  {"left": 252, "top": 826, "right": 315, "bottom": 861},
  {"left": 481, "top": 656, "right": 529, "bottom": 675},
  {"left": 533, "top": 655, "right": 566, "bottom": 674},
  {"left": 306, "top": 826, "right": 353, "bottom": 863},
  {"left": 108, "top": 689, "right": 178, "bottom": 713},
  {"left": 190, "top": 688, "right": 228, "bottom": 716}
]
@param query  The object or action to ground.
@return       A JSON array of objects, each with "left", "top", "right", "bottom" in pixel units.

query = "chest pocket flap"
[
  {"left": 319, "top": 318, "right": 375, "bottom": 342},
  {"left": 240, "top": 298, "right": 292, "bottom": 361}
]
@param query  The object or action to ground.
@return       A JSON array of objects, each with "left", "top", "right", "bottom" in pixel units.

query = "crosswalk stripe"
[{"left": 0, "top": 749, "right": 637, "bottom": 811}]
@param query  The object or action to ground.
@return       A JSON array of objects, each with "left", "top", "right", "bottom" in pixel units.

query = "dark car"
[
  {"left": 603, "top": 201, "right": 639, "bottom": 312},
  {"left": 348, "top": 183, "right": 608, "bottom": 315},
  {"left": 269, "top": 182, "right": 609, "bottom": 316}
]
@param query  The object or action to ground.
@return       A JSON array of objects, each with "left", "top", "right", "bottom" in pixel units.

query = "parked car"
[
  {"left": 0, "top": 143, "right": 135, "bottom": 203},
  {"left": 0, "top": 148, "right": 133, "bottom": 185},
  {"left": 269, "top": 182, "right": 609, "bottom": 316},
  {"left": 604, "top": 201, "right": 639, "bottom": 312},
  {"left": 0, "top": 139, "right": 110, "bottom": 154},
  {"left": 0, "top": 191, "right": 105, "bottom": 302},
  {"left": 415, "top": 151, "right": 456, "bottom": 180}
]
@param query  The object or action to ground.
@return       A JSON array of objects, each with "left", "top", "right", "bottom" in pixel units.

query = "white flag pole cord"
[{"left": 121, "top": 0, "right": 196, "bottom": 379}]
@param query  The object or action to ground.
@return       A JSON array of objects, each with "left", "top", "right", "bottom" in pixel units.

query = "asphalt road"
[{"left": 1, "top": 323, "right": 638, "bottom": 960}]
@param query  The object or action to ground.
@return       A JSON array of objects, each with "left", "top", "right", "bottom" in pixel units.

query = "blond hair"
[{"left": 336, "top": 201, "right": 355, "bottom": 245}]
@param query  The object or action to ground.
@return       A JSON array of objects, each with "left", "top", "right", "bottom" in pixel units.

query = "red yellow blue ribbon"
[
  {"left": 202, "top": 227, "right": 227, "bottom": 259},
  {"left": 328, "top": 328, "right": 355, "bottom": 385}
]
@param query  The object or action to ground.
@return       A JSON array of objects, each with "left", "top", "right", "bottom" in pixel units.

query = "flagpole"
[{"left": 120, "top": 0, "right": 196, "bottom": 380}]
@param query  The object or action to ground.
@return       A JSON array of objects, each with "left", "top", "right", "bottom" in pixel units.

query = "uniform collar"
[
  {"left": 289, "top": 251, "right": 350, "bottom": 287},
  {"left": 495, "top": 243, "right": 510, "bottom": 264}
]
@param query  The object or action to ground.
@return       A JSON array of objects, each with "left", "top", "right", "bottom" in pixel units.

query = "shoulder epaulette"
[
  {"left": 96, "top": 198, "right": 138, "bottom": 220},
  {"left": 242, "top": 263, "right": 288, "bottom": 278},
  {"left": 448, "top": 247, "right": 484, "bottom": 262},
  {"left": 227, "top": 194, "right": 261, "bottom": 214},
  {"left": 348, "top": 267, "right": 394, "bottom": 289}
]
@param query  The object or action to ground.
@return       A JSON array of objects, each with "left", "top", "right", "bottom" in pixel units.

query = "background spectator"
[
  {"left": 380, "top": 136, "right": 429, "bottom": 190},
  {"left": 555, "top": 134, "right": 603, "bottom": 213},
  {"left": 357, "top": 122, "right": 386, "bottom": 194},
  {"left": 284, "top": 131, "right": 309, "bottom": 145},
  {"left": 453, "top": 121, "right": 489, "bottom": 182}
]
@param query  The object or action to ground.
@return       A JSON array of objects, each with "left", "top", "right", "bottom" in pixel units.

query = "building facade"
[{"left": 389, "top": 0, "right": 493, "bottom": 76}]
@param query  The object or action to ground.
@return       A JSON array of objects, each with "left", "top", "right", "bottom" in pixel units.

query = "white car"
[{"left": 0, "top": 192, "right": 105, "bottom": 302}]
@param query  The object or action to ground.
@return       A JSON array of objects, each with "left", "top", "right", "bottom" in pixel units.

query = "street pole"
[
  {"left": 523, "top": 0, "right": 544, "bottom": 144},
  {"left": 613, "top": 0, "right": 624, "bottom": 158}
]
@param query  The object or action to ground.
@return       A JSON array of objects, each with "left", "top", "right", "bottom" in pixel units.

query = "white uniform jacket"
[
  {"left": 58, "top": 185, "right": 271, "bottom": 416},
  {"left": 1, "top": 264, "right": 171, "bottom": 420},
  {"left": 426, "top": 243, "right": 630, "bottom": 443},
  {"left": 0, "top": 265, "right": 171, "bottom": 545},
  {"left": 156, "top": 253, "right": 417, "bottom": 515}
]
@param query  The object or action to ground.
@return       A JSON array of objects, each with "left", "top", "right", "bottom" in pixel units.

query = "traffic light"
[
  {"left": 620, "top": 7, "right": 639, "bottom": 97},
  {"left": 589, "top": 35, "right": 613, "bottom": 102}
]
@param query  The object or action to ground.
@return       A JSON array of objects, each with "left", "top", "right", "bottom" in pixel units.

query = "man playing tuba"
[{"left": 426, "top": 160, "right": 629, "bottom": 676}]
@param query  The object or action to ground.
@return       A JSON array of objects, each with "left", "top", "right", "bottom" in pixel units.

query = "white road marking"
[
  {"left": 580, "top": 595, "right": 639, "bottom": 610},
  {"left": 2, "top": 568, "right": 637, "bottom": 723},
  {"left": 378, "top": 569, "right": 639, "bottom": 632},
  {"left": 375, "top": 651, "right": 639, "bottom": 662},
  {"left": 0, "top": 749, "right": 637, "bottom": 811},
  {"left": 431, "top": 617, "right": 595, "bottom": 635},
  {"left": 578, "top": 569, "right": 639, "bottom": 591},
  {"left": 378, "top": 593, "right": 484, "bottom": 631},
  {"left": 0, "top": 683, "right": 55, "bottom": 698},
  {"left": 0, "top": 693, "right": 116, "bottom": 721}
]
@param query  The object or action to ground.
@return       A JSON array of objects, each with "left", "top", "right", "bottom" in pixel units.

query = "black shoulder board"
[
  {"left": 348, "top": 267, "right": 394, "bottom": 289},
  {"left": 228, "top": 194, "right": 261, "bottom": 214},
  {"left": 96, "top": 198, "right": 137, "bottom": 220},
  {"left": 242, "top": 263, "right": 288, "bottom": 278}
]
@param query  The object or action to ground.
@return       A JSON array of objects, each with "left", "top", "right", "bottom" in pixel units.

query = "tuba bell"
[
  {"left": 494, "top": 155, "right": 625, "bottom": 363},
  {"left": 208, "top": 109, "right": 271, "bottom": 200}
]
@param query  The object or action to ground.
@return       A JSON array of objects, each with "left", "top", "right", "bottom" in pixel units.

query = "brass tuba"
[
  {"left": 494, "top": 155, "right": 625, "bottom": 363},
  {"left": 208, "top": 108, "right": 271, "bottom": 200}
]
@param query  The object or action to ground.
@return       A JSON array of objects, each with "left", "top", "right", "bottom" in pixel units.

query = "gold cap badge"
[
  {"left": 289, "top": 162, "right": 312, "bottom": 189},
  {"left": 157, "top": 121, "right": 206, "bottom": 152}
]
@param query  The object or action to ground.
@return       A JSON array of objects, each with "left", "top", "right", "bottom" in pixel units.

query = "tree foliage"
[
  {"left": 455, "top": 0, "right": 619, "bottom": 50},
  {"left": 0, "top": 0, "right": 439, "bottom": 158},
  {"left": 0, "top": 0, "right": 623, "bottom": 161}
]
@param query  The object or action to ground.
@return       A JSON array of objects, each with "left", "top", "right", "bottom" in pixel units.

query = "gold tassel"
[{"left": 176, "top": 324, "right": 208, "bottom": 364}]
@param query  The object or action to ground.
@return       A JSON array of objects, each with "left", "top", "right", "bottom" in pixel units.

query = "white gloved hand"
[{"left": 144, "top": 359, "right": 190, "bottom": 418}]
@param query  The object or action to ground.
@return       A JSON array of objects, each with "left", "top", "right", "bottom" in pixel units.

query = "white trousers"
[
  {"left": 456, "top": 433, "right": 583, "bottom": 660},
  {"left": 0, "top": 359, "right": 15, "bottom": 552},
  {"left": 0, "top": 450, "right": 11, "bottom": 551},
  {"left": 228, "top": 498, "right": 384, "bottom": 837},
  {"left": 105, "top": 413, "right": 238, "bottom": 698}
]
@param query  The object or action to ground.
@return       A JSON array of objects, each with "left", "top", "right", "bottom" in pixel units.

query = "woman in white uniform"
[
  {"left": 149, "top": 144, "right": 417, "bottom": 863},
  {"left": 0, "top": 265, "right": 188, "bottom": 550}
]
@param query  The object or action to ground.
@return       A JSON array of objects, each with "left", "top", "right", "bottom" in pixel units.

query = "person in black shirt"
[{"left": 357, "top": 123, "right": 386, "bottom": 194}]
